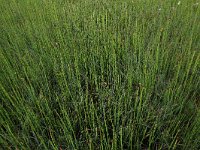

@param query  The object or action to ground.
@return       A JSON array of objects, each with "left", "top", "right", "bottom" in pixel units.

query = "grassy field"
[{"left": 0, "top": 0, "right": 200, "bottom": 149}]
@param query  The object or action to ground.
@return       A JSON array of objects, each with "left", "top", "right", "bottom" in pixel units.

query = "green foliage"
[{"left": 0, "top": 0, "right": 199, "bottom": 149}]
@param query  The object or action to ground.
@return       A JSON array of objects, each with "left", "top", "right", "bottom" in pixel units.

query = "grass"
[{"left": 0, "top": 0, "right": 200, "bottom": 149}]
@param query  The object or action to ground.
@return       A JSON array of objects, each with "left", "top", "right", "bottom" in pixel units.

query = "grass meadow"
[{"left": 0, "top": 0, "right": 200, "bottom": 149}]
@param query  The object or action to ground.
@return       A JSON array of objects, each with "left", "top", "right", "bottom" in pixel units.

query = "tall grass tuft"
[{"left": 0, "top": 0, "right": 199, "bottom": 149}]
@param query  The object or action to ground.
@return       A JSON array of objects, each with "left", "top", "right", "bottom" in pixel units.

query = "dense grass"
[{"left": 0, "top": 0, "right": 200, "bottom": 149}]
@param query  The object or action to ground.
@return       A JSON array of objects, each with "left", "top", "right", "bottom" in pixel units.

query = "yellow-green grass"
[{"left": 0, "top": 0, "right": 199, "bottom": 149}]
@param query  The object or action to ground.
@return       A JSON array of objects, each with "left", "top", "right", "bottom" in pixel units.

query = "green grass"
[{"left": 0, "top": 0, "right": 200, "bottom": 149}]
